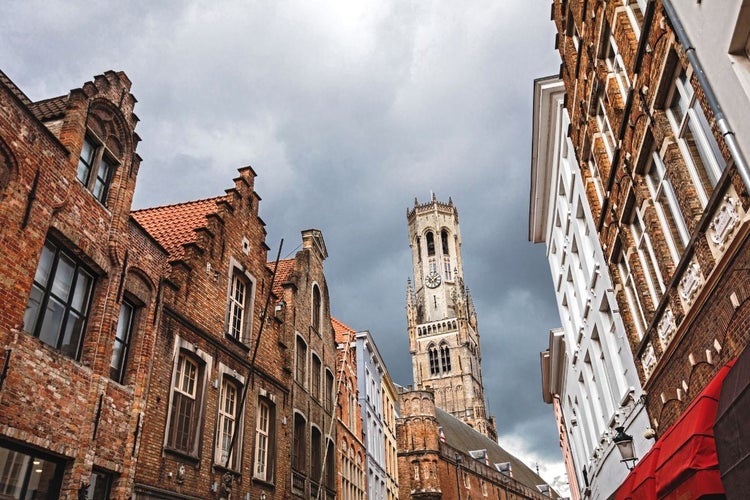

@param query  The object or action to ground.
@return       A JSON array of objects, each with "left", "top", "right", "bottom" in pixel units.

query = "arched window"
[
  {"left": 426, "top": 231, "right": 435, "bottom": 256},
  {"left": 440, "top": 343, "right": 452, "bottom": 373},
  {"left": 312, "top": 285, "right": 322, "bottom": 332},
  {"left": 428, "top": 344, "right": 440, "bottom": 375},
  {"left": 416, "top": 236, "right": 422, "bottom": 261},
  {"left": 441, "top": 230, "right": 449, "bottom": 255}
]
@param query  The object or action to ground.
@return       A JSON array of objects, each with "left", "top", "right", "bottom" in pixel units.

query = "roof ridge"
[{"left": 132, "top": 195, "right": 225, "bottom": 214}]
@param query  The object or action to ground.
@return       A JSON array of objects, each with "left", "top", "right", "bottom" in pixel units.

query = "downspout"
[{"left": 661, "top": 0, "right": 750, "bottom": 192}]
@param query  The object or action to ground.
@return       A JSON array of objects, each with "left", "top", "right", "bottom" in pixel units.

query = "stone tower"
[{"left": 405, "top": 194, "right": 497, "bottom": 440}]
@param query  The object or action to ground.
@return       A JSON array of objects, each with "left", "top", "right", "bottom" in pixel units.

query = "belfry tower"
[{"left": 405, "top": 194, "right": 497, "bottom": 440}]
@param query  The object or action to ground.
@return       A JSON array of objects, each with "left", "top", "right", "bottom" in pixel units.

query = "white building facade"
[
  {"left": 531, "top": 76, "right": 652, "bottom": 500},
  {"left": 356, "top": 330, "right": 389, "bottom": 500}
]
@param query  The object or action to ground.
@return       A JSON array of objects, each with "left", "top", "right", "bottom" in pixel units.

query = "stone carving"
[
  {"left": 709, "top": 196, "right": 740, "bottom": 249},
  {"left": 679, "top": 261, "right": 701, "bottom": 303},
  {"left": 641, "top": 343, "right": 656, "bottom": 380},
  {"left": 657, "top": 308, "right": 676, "bottom": 349}
]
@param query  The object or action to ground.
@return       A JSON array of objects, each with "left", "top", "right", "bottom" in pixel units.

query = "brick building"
[
  {"left": 396, "top": 388, "right": 557, "bottom": 500},
  {"left": 0, "top": 70, "right": 165, "bottom": 498},
  {"left": 332, "top": 318, "right": 367, "bottom": 500},
  {"left": 130, "top": 168, "right": 291, "bottom": 500},
  {"left": 273, "top": 230, "right": 339, "bottom": 500},
  {"left": 547, "top": 0, "right": 750, "bottom": 497}
]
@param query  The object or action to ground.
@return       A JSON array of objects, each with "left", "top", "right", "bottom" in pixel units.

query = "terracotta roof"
[
  {"left": 435, "top": 407, "right": 558, "bottom": 497},
  {"left": 267, "top": 258, "right": 296, "bottom": 298},
  {"left": 131, "top": 197, "right": 222, "bottom": 261},
  {"left": 29, "top": 95, "right": 68, "bottom": 121},
  {"left": 332, "top": 317, "right": 357, "bottom": 344}
]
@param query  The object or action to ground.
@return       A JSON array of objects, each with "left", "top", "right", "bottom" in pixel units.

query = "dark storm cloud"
[{"left": 1, "top": 0, "right": 565, "bottom": 488}]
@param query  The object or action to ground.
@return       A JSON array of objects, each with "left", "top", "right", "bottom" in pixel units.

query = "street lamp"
[{"left": 613, "top": 427, "right": 638, "bottom": 470}]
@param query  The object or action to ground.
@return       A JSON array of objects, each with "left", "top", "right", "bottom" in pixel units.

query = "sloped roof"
[
  {"left": 0, "top": 70, "right": 32, "bottom": 105},
  {"left": 267, "top": 258, "right": 296, "bottom": 298},
  {"left": 435, "top": 407, "right": 557, "bottom": 496},
  {"left": 332, "top": 317, "right": 357, "bottom": 344},
  {"left": 29, "top": 95, "right": 68, "bottom": 121},
  {"left": 131, "top": 197, "right": 222, "bottom": 261}
]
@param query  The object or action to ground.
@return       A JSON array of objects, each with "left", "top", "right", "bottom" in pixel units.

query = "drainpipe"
[{"left": 661, "top": 0, "right": 750, "bottom": 192}]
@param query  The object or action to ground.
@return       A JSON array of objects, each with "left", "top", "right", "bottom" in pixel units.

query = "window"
[
  {"left": 216, "top": 378, "right": 240, "bottom": 469},
  {"left": 86, "top": 470, "right": 113, "bottom": 500},
  {"left": 77, "top": 136, "right": 115, "bottom": 204},
  {"left": 110, "top": 299, "right": 136, "bottom": 382},
  {"left": 629, "top": 208, "right": 665, "bottom": 303},
  {"left": 443, "top": 257, "right": 452, "bottom": 280},
  {"left": 618, "top": 257, "right": 647, "bottom": 339},
  {"left": 439, "top": 343, "right": 452, "bottom": 373},
  {"left": 645, "top": 152, "right": 689, "bottom": 261},
  {"left": 667, "top": 69, "right": 726, "bottom": 207},
  {"left": 601, "top": 20, "right": 631, "bottom": 97},
  {"left": 24, "top": 239, "right": 95, "bottom": 359},
  {"left": 311, "top": 354, "right": 322, "bottom": 400},
  {"left": 254, "top": 398, "right": 275, "bottom": 481},
  {"left": 428, "top": 345, "right": 439, "bottom": 376},
  {"left": 416, "top": 236, "right": 422, "bottom": 261},
  {"left": 596, "top": 100, "right": 616, "bottom": 161},
  {"left": 292, "top": 413, "right": 306, "bottom": 472},
  {"left": 227, "top": 271, "right": 250, "bottom": 342},
  {"left": 296, "top": 336, "right": 307, "bottom": 387},
  {"left": 168, "top": 353, "right": 202, "bottom": 454},
  {"left": 441, "top": 230, "right": 449, "bottom": 255},
  {"left": 312, "top": 285, "right": 322, "bottom": 332},
  {"left": 426, "top": 231, "right": 435, "bottom": 256},
  {"left": 325, "top": 439, "right": 336, "bottom": 489},
  {"left": 311, "top": 427, "right": 322, "bottom": 482},
  {"left": 0, "top": 444, "right": 64, "bottom": 498},
  {"left": 325, "top": 369, "right": 335, "bottom": 413}
]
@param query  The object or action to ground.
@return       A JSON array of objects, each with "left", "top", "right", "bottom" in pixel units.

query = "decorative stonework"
[
  {"left": 679, "top": 261, "right": 702, "bottom": 304},
  {"left": 709, "top": 196, "right": 740, "bottom": 250},
  {"left": 657, "top": 308, "right": 676, "bottom": 349},
  {"left": 641, "top": 343, "right": 656, "bottom": 380}
]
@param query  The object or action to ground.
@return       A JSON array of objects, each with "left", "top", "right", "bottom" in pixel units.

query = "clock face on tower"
[{"left": 425, "top": 271, "right": 441, "bottom": 288}]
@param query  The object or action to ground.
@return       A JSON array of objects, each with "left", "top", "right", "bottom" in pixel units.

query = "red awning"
[
  {"left": 613, "top": 360, "right": 734, "bottom": 500},
  {"left": 654, "top": 360, "right": 734, "bottom": 499}
]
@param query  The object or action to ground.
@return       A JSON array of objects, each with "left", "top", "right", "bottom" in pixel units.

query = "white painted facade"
[{"left": 531, "top": 76, "right": 652, "bottom": 500}]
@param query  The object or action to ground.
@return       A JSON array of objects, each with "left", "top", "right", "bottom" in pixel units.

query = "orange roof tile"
[
  {"left": 267, "top": 258, "right": 296, "bottom": 298},
  {"left": 332, "top": 317, "right": 357, "bottom": 344},
  {"left": 132, "top": 197, "right": 222, "bottom": 261}
]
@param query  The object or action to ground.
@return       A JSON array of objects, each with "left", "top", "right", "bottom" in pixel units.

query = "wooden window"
[
  {"left": 76, "top": 136, "right": 115, "bottom": 204},
  {"left": 254, "top": 398, "right": 275, "bottom": 481},
  {"left": 292, "top": 413, "right": 306, "bottom": 472},
  {"left": 312, "top": 285, "right": 322, "bottom": 333},
  {"left": 110, "top": 299, "right": 136, "bottom": 382},
  {"left": 228, "top": 272, "right": 250, "bottom": 342},
  {"left": 216, "top": 378, "right": 240, "bottom": 469},
  {"left": 168, "top": 354, "right": 202, "bottom": 454},
  {"left": 325, "top": 369, "right": 335, "bottom": 412},
  {"left": 311, "top": 354, "right": 322, "bottom": 400},
  {"left": 296, "top": 336, "right": 307, "bottom": 387}
]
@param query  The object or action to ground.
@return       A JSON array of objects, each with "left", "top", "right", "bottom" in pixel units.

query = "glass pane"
[
  {"left": 34, "top": 243, "right": 56, "bottom": 286},
  {"left": 669, "top": 86, "right": 687, "bottom": 124},
  {"left": 88, "top": 471, "right": 112, "bottom": 500},
  {"left": 24, "top": 285, "right": 44, "bottom": 335},
  {"left": 61, "top": 311, "right": 84, "bottom": 358},
  {"left": 38, "top": 298, "right": 65, "bottom": 348},
  {"left": 50, "top": 254, "right": 75, "bottom": 301},
  {"left": 683, "top": 119, "right": 717, "bottom": 194},
  {"left": 23, "top": 456, "right": 58, "bottom": 500},
  {"left": 116, "top": 303, "right": 133, "bottom": 342},
  {"left": 77, "top": 139, "right": 95, "bottom": 183},
  {"left": 110, "top": 339, "right": 124, "bottom": 379},
  {"left": 71, "top": 270, "right": 93, "bottom": 312},
  {"left": 0, "top": 448, "right": 28, "bottom": 498}
]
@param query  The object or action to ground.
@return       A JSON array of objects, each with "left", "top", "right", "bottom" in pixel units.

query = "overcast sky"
[{"left": 2, "top": 0, "right": 567, "bottom": 493}]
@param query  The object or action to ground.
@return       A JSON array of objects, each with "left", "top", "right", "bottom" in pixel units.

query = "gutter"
[{"left": 661, "top": 0, "right": 750, "bottom": 191}]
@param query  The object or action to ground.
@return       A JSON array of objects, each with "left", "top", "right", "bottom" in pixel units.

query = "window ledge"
[
  {"left": 163, "top": 447, "right": 200, "bottom": 464},
  {"left": 252, "top": 477, "right": 276, "bottom": 489},
  {"left": 224, "top": 333, "right": 251, "bottom": 352}
]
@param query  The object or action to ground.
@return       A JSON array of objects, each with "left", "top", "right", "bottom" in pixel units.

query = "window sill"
[
  {"left": 224, "top": 333, "right": 251, "bottom": 352},
  {"left": 163, "top": 447, "right": 200, "bottom": 464},
  {"left": 252, "top": 477, "right": 276, "bottom": 489},
  {"left": 212, "top": 463, "right": 242, "bottom": 477}
]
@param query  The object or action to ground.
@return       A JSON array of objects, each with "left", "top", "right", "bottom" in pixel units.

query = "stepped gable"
[
  {"left": 332, "top": 317, "right": 356, "bottom": 343},
  {"left": 435, "top": 406, "right": 554, "bottom": 494},
  {"left": 132, "top": 197, "right": 222, "bottom": 261}
]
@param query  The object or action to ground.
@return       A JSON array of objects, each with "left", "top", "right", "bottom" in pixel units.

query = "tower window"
[
  {"left": 440, "top": 342, "right": 452, "bottom": 373},
  {"left": 426, "top": 232, "right": 435, "bottom": 256},
  {"left": 77, "top": 135, "right": 116, "bottom": 204},
  {"left": 416, "top": 236, "right": 422, "bottom": 261},
  {"left": 441, "top": 230, "right": 449, "bottom": 255},
  {"left": 428, "top": 345, "right": 440, "bottom": 375}
]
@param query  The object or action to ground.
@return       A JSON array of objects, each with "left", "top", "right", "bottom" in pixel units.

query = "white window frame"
[
  {"left": 618, "top": 258, "right": 647, "bottom": 339},
  {"left": 216, "top": 377, "right": 240, "bottom": 469},
  {"left": 645, "top": 150, "right": 689, "bottom": 262},
  {"left": 666, "top": 68, "right": 726, "bottom": 207},
  {"left": 630, "top": 207, "right": 666, "bottom": 304},
  {"left": 596, "top": 99, "right": 616, "bottom": 161}
]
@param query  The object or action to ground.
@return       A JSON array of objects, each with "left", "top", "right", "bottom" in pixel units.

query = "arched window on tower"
[
  {"left": 428, "top": 344, "right": 440, "bottom": 375},
  {"left": 441, "top": 230, "right": 449, "bottom": 255},
  {"left": 416, "top": 236, "right": 422, "bottom": 261},
  {"left": 426, "top": 231, "right": 435, "bottom": 256},
  {"left": 440, "top": 342, "right": 452, "bottom": 373}
]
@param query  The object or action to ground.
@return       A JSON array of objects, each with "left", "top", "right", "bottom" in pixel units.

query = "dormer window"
[{"left": 77, "top": 135, "right": 115, "bottom": 204}]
